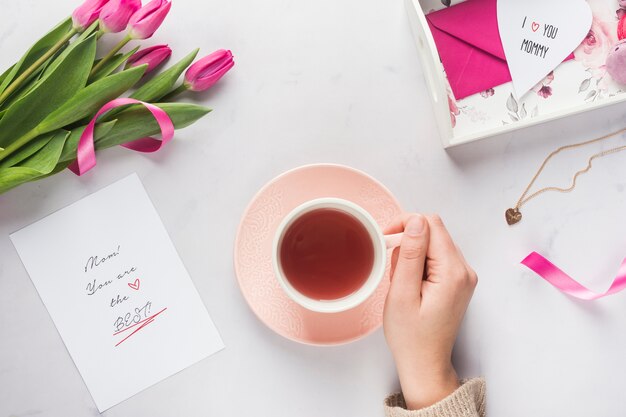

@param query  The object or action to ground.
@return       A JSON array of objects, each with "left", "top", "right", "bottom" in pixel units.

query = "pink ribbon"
[
  {"left": 68, "top": 98, "right": 174, "bottom": 176},
  {"left": 522, "top": 252, "right": 626, "bottom": 300}
]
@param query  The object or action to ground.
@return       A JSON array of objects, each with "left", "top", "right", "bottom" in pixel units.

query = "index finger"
[
  {"left": 386, "top": 213, "right": 459, "bottom": 257},
  {"left": 383, "top": 212, "right": 419, "bottom": 235},
  {"left": 423, "top": 215, "right": 457, "bottom": 254}
]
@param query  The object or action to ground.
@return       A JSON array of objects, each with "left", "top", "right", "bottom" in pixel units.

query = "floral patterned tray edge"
[{"left": 407, "top": 0, "right": 625, "bottom": 147}]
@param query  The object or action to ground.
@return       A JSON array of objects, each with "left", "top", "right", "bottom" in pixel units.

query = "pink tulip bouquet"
[{"left": 0, "top": 0, "right": 234, "bottom": 194}]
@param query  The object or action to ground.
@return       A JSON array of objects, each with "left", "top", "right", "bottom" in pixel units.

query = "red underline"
[
  {"left": 113, "top": 307, "right": 168, "bottom": 347},
  {"left": 115, "top": 318, "right": 155, "bottom": 347},
  {"left": 113, "top": 307, "right": 168, "bottom": 336}
]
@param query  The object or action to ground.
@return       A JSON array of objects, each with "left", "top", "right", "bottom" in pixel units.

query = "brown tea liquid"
[{"left": 279, "top": 208, "right": 375, "bottom": 300}]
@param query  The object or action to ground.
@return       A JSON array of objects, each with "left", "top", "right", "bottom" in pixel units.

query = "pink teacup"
[{"left": 272, "top": 198, "right": 401, "bottom": 314}]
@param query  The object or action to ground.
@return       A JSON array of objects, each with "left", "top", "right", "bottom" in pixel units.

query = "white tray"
[{"left": 406, "top": 0, "right": 626, "bottom": 147}]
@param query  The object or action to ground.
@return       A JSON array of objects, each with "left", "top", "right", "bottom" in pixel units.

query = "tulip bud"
[
  {"left": 184, "top": 49, "right": 234, "bottom": 92},
  {"left": 126, "top": 45, "right": 172, "bottom": 73},
  {"left": 99, "top": 0, "right": 141, "bottom": 33},
  {"left": 128, "top": 0, "right": 172, "bottom": 40},
  {"left": 72, "top": 0, "right": 110, "bottom": 31}
]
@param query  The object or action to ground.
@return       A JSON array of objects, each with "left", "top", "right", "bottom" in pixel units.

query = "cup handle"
[{"left": 384, "top": 233, "right": 403, "bottom": 250}]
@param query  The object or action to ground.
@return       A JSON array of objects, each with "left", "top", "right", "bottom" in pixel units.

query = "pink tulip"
[
  {"left": 72, "top": 0, "right": 110, "bottom": 31},
  {"left": 125, "top": 44, "right": 172, "bottom": 73},
  {"left": 128, "top": 0, "right": 172, "bottom": 39},
  {"left": 184, "top": 49, "right": 234, "bottom": 92},
  {"left": 99, "top": 0, "right": 141, "bottom": 33}
]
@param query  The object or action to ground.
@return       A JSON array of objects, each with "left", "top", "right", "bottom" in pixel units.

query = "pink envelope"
[{"left": 426, "top": 0, "right": 573, "bottom": 100}]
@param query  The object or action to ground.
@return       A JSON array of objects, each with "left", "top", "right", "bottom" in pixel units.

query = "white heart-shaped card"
[{"left": 497, "top": 0, "right": 592, "bottom": 98}]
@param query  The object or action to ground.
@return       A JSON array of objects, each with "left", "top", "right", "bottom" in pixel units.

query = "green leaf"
[
  {"left": 0, "top": 130, "right": 68, "bottom": 194},
  {"left": 0, "top": 18, "right": 73, "bottom": 95},
  {"left": 57, "top": 121, "right": 117, "bottom": 164},
  {"left": 0, "top": 65, "right": 15, "bottom": 86},
  {"left": 5, "top": 44, "right": 68, "bottom": 105},
  {"left": 0, "top": 103, "right": 210, "bottom": 194},
  {"left": 0, "top": 36, "right": 72, "bottom": 109},
  {"left": 97, "top": 103, "right": 210, "bottom": 150},
  {"left": 130, "top": 49, "right": 198, "bottom": 102},
  {"left": 57, "top": 103, "right": 210, "bottom": 164},
  {"left": 0, "top": 63, "right": 51, "bottom": 112},
  {"left": 0, "top": 131, "right": 56, "bottom": 169},
  {"left": 89, "top": 46, "right": 140, "bottom": 83},
  {"left": 37, "top": 65, "right": 146, "bottom": 134},
  {"left": 42, "top": 21, "right": 99, "bottom": 78},
  {"left": 0, "top": 35, "right": 96, "bottom": 149},
  {"left": 41, "top": 160, "right": 73, "bottom": 180},
  {"left": 99, "top": 50, "right": 199, "bottom": 123}
]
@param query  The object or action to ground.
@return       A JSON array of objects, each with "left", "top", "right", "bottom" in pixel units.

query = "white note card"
[{"left": 10, "top": 173, "right": 224, "bottom": 412}]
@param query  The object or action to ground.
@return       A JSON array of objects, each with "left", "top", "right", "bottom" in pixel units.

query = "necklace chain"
[{"left": 506, "top": 127, "right": 626, "bottom": 226}]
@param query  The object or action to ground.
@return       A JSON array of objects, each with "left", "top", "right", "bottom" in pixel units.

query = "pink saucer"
[{"left": 234, "top": 164, "right": 403, "bottom": 346}]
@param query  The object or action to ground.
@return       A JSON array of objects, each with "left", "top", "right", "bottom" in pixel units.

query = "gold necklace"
[{"left": 506, "top": 127, "right": 626, "bottom": 226}]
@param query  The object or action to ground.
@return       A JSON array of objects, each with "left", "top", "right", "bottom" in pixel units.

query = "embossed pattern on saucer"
[{"left": 234, "top": 164, "right": 403, "bottom": 346}]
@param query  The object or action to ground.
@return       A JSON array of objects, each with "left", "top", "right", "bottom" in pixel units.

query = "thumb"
[{"left": 389, "top": 214, "right": 429, "bottom": 300}]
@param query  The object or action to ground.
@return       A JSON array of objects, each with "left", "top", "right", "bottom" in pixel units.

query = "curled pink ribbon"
[
  {"left": 68, "top": 98, "right": 174, "bottom": 176},
  {"left": 522, "top": 252, "right": 626, "bottom": 300}
]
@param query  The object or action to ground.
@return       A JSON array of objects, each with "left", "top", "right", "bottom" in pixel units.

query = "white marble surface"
[{"left": 1, "top": 0, "right": 626, "bottom": 416}]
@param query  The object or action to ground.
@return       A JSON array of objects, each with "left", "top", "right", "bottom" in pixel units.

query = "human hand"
[{"left": 383, "top": 214, "right": 477, "bottom": 410}]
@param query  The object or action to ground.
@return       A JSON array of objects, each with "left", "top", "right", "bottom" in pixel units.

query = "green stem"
[
  {"left": 159, "top": 83, "right": 189, "bottom": 101},
  {"left": 90, "top": 34, "right": 131, "bottom": 78},
  {"left": 0, "top": 28, "right": 78, "bottom": 106},
  {"left": 0, "top": 128, "right": 40, "bottom": 162}
]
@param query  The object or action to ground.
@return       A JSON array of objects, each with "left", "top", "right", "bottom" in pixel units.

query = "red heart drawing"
[
  {"left": 532, "top": 22, "right": 540, "bottom": 32},
  {"left": 128, "top": 278, "right": 140, "bottom": 290}
]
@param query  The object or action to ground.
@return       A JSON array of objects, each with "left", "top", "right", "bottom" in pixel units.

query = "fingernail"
[{"left": 405, "top": 215, "right": 425, "bottom": 236}]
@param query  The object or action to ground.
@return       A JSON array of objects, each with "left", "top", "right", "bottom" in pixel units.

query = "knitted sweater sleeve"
[{"left": 384, "top": 378, "right": 486, "bottom": 417}]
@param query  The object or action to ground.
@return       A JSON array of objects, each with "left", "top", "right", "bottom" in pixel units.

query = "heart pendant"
[{"left": 505, "top": 208, "right": 522, "bottom": 225}]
